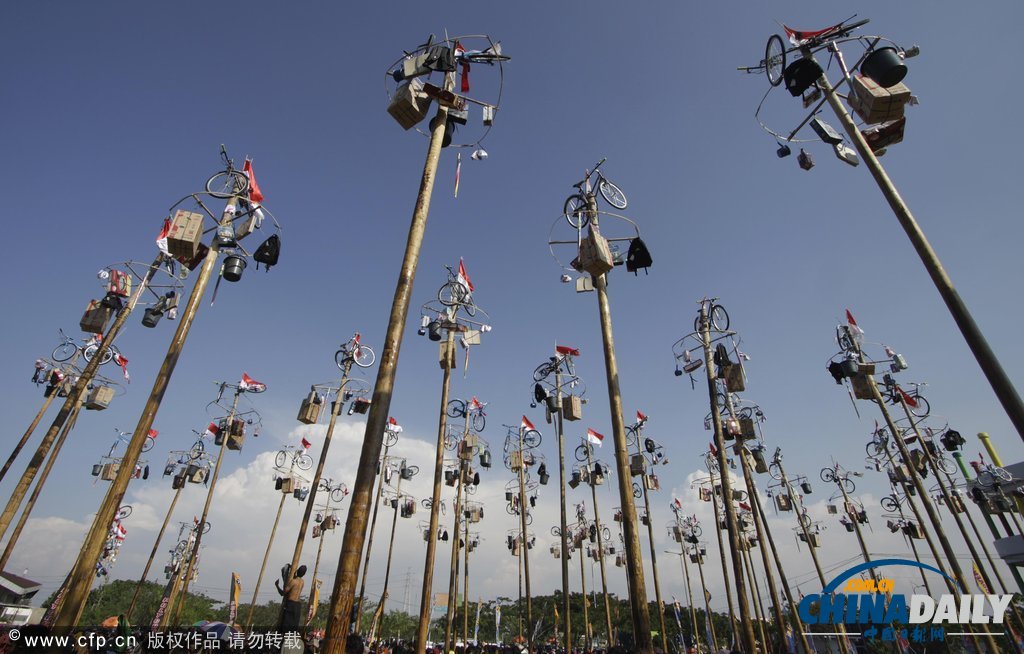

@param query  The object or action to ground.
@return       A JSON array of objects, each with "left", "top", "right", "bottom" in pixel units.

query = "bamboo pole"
[
  {"left": 584, "top": 443, "right": 613, "bottom": 646},
  {"left": 634, "top": 425, "right": 668, "bottom": 654},
  {"left": 126, "top": 485, "right": 183, "bottom": 621},
  {"left": 246, "top": 490, "right": 289, "bottom": 628},
  {"left": 0, "top": 390, "right": 57, "bottom": 484},
  {"left": 554, "top": 367, "right": 572, "bottom": 652},
  {"left": 517, "top": 425, "right": 533, "bottom": 654}
]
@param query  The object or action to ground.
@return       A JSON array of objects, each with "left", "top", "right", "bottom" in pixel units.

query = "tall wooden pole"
[
  {"left": 583, "top": 444, "right": 613, "bottom": 646},
  {"left": 634, "top": 427, "right": 668, "bottom": 654},
  {"left": 553, "top": 367, "right": 572, "bottom": 652},
  {"left": 444, "top": 457, "right": 467, "bottom": 650},
  {"left": 414, "top": 328, "right": 456, "bottom": 653},
  {"left": 355, "top": 441, "right": 389, "bottom": 634},
  {"left": 246, "top": 491, "right": 289, "bottom": 628},
  {"left": 0, "top": 390, "right": 57, "bottom": 484},
  {"left": 517, "top": 425, "right": 533, "bottom": 654},
  {"left": 322, "top": 82, "right": 450, "bottom": 654},
  {"left": 306, "top": 493, "right": 334, "bottom": 628},
  {"left": 369, "top": 472, "right": 403, "bottom": 640},
  {"left": 126, "top": 485, "right": 183, "bottom": 621},
  {"left": 693, "top": 544, "right": 718, "bottom": 652},
  {"left": 705, "top": 464, "right": 737, "bottom": 639},
  {"left": 288, "top": 361, "right": 354, "bottom": 627},
  {"left": 587, "top": 195, "right": 651, "bottom": 653}
]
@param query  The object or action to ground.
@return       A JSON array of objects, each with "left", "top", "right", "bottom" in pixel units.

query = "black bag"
[
  {"left": 422, "top": 45, "right": 456, "bottom": 73},
  {"left": 625, "top": 237, "right": 652, "bottom": 274},
  {"left": 253, "top": 234, "right": 280, "bottom": 271}
]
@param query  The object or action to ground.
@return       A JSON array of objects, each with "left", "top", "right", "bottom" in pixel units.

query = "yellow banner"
[{"left": 228, "top": 573, "right": 241, "bottom": 624}]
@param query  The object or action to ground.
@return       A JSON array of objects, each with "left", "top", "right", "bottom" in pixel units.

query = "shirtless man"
[{"left": 276, "top": 564, "right": 307, "bottom": 630}]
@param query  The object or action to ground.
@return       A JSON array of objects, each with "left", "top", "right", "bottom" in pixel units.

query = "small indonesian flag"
[
  {"left": 709, "top": 442, "right": 718, "bottom": 456},
  {"left": 521, "top": 415, "right": 535, "bottom": 432},
  {"left": 897, "top": 386, "right": 918, "bottom": 408},
  {"left": 156, "top": 218, "right": 171, "bottom": 256},
  {"left": 387, "top": 416, "right": 403, "bottom": 433},
  {"left": 194, "top": 515, "right": 200, "bottom": 526},
  {"left": 555, "top": 345, "right": 580, "bottom": 357},
  {"left": 113, "top": 353, "right": 130, "bottom": 382},
  {"left": 239, "top": 372, "right": 266, "bottom": 393},
  {"left": 454, "top": 152, "right": 462, "bottom": 198},
  {"left": 673, "top": 497, "right": 682, "bottom": 509},
  {"left": 457, "top": 258, "right": 474, "bottom": 292},
  {"left": 846, "top": 309, "right": 864, "bottom": 335},
  {"left": 636, "top": 410, "right": 648, "bottom": 424},
  {"left": 243, "top": 159, "right": 265, "bottom": 203},
  {"left": 148, "top": 429, "right": 158, "bottom": 439},
  {"left": 471, "top": 397, "right": 483, "bottom": 410},
  {"left": 739, "top": 501, "right": 752, "bottom": 511},
  {"left": 114, "top": 521, "right": 127, "bottom": 540},
  {"left": 301, "top": 437, "right": 312, "bottom": 451},
  {"left": 204, "top": 422, "right": 220, "bottom": 440},
  {"left": 586, "top": 428, "right": 604, "bottom": 446}
]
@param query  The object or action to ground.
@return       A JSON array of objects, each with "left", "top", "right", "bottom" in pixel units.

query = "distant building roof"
[{"left": 0, "top": 572, "right": 41, "bottom": 594}]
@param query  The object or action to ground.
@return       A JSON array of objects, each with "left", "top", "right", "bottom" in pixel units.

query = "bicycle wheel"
[
  {"left": 334, "top": 349, "right": 348, "bottom": 370},
  {"left": 625, "top": 426, "right": 639, "bottom": 448},
  {"left": 842, "top": 477, "right": 856, "bottom": 493},
  {"left": 691, "top": 525, "right": 703, "bottom": 538},
  {"left": 190, "top": 441, "right": 205, "bottom": 460},
  {"left": 275, "top": 451, "right": 288, "bottom": 468},
  {"left": 866, "top": 440, "right": 885, "bottom": 458},
  {"left": 934, "top": 455, "right": 956, "bottom": 476},
  {"left": 405, "top": 465, "right": 419, "bottom": 476},
  {"left": 523, "top": 430, "right": 542, "bottom": 449},
  {"left": 506, "top": 502, "right": 517, "bottom": 516},
  {"left": 765, "top": 34, "right": 786, "bottom": 87},
  {"left": 598, "top": 178, "right": 627, "bottom": 210},
  {"left": 297, "top": 454, "right": 314, "bottom": 471},
  {"left": 353, "top": 345, "right": 375, "bottom": 368},
  {"left": 575, "top": 444, "right": 591, "bottom": 462},
  {"left": 116, "top": 505, "right": 133, "bottom": 520},
  {"left": 472, "top": 412, "right": 486, "bottom": 433},
  {"left": 438, "top": 282, "right": 460, "bottom": 307},
  {"left": 331, "top": 487, "right": 348, "bottom": 503},
  {"left": 601, "top": 526, "right": 611, "bottom": 541},
  {"left": 383, "top": 428, "right": 399, "bottom": 447},
  {"left": 51, "top": 342, "right": 77, "bottom": 363},
  {"left": 205, "top": 170, "right": 250, "bottom": 199},
  {"left": 767, "top": 462, "right": 782, "bottom": 481},
  {"left": 564, "top": 194, "right": 590, "bottom": 229},
  {"left": 142, "top": 436, "right": 155, "bottom": 453},
  {"left": 632, "top": 482, "right": 642, "bottom": 499},
  {"left": 820, "top": 469, "right": 836, "bottom": 483},
  {"left": 525, "top": 512, "right": 534, "bottom": 526},
  {"left": 994, "top": 466, "right": 1014, "bottom": 483},
  {"left": 533, "top": 362, "right": 556, "bottom": 382},
  {"left": 798, "top": 513, "right": 812, "bottom": 528},
  {"left": 447, "top": 399, "right": 467, "bottom": 419},
  {"left": 444, "top": 435, "right": 457, "bottom": 451},
  {"left": 709, "top": 305, "right": 730, "bottom": 332},
  {"left": 909, "top": 395, "right": 931, "bottom": 418},
  {"left": 880, "top": 496, "right": 900, "bottom": 513}
]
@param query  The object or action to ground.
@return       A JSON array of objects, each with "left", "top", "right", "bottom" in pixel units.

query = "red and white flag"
[
  {"left": 454, "top": 152, "right": 462, "bottom": 198},
  {"left": 113, "top": 521, "right": 127, "bottom": 540},
  {"left": 471, "top": 397, "right": 484, "bottom": 410},
  {"left": 739, "top": 501, "right": 752, "bottom": 511},
  {"left": 586, "top": 428, "right": 604, "bottom": 446},
  {"left": 521, "top": 415, "right": 535, "bottom": 432},
  {"left": 113, "top": 353, "right": 130, "bottom": 382},
  {"left": 709, "top": 442, "right": 718, "bottom": 456},
  {"left": 204, "top": 422, "right": 220, "bottom": 440},
  {"left": 243, "top": 160, "right": 265, "bottom": 204},
  {"left": 673, "top": 497, "right": 682, "bottom": 509},
  {"left": 148, "top": 429, "right": 159, "bottom": 439},
  {"left": 636, "top": 410, "right": 648, "bottom": 424},
  {"left": 455, "top": 41, "right": 470, "bottom": 93},
  {"left": 156, "top": 218, "right": 171, "bottom": 256},
  {"left": 301, "top": 437, "right": 312, "bottom": 451},
  {"left": 846, "top": 309, "right": 864, "bottom": 335},
  {"left": 897, "top": 386, "right": 918, "bottom": 408},
  {"left": 387, "top": 416, "right": 403, "bottom": 433},
  {"left": 239, "top": 372, "right": 266, "bottom": 393},
  {"left": 555, "top": 345, "right": 580, "bottom": 357},
  {"left": 457, "top": 258, "right": 474, "bottom": 293}
]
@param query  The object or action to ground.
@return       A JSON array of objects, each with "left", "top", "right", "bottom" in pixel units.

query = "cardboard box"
[
  {"left": 80, "top": 299, "right": 114, "bottom": 334},
  {"left": 280, "top": 477, "right": 295, "bottom": 494},
  {"left": 578, "top": 227, "right": 615, "bottom": 277},
  {"left": 86, "top": 386, "right": 115, "bottom": 411},
  {"left": 725, "top": 365, "right": 745, "bottom": 392},
  {"left": 387, "top": 79, "right": 431, "bottom": 130},
  {"left": 849, "top": 74, "right": 911, "bottom": 124},
  {"left": 297, "top": 394, "right": 321, "bottom": 425},
  {"left": 167, "top": 210, "right": 204, "bottom": 259},
  {"left": 563, "top": 395, "right": 583, "bottom": 422},
  {"left": 630, "top": 454, "right": 646, "bottom": 477},
  {"left": 101, "top": 463, "right": 120, "bottom": 481},
  {"left": 851, "top": 374, "right": 874, "bottom": 400}
]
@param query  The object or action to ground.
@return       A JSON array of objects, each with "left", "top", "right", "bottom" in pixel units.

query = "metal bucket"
[
  {"left": 222, "top": 255, "right": 247, "bottom": 282},
  {"left": 861, "top": 47, "right": 907, "bottom": 88}
]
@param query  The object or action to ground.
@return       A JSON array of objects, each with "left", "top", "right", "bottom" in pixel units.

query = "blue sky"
[{"left": 2, "top": 1, "right": 1024, "bottom": 618}]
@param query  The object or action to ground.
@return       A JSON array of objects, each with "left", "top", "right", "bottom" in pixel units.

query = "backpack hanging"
[
  {"left": 625, "top": 237, "right": 653, "bottom": 274},
  {"left": 253, "top": 234, "right": 280, "bottom": 271}
]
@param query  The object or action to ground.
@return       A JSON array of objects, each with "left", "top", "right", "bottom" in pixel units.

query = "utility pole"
[
  {"left": 322, "top": 69, "right": 452, "bottom": 654},
  {"left": 814, "top": 42, "right": 1024, "bottom": 442},
  {"left": 585, "top": 195, "right": 651, "bottom": 653},
  {"left": 54, "top": 184, "right": 245, "bottom": 627},
  {"left": 697, "top": 302, "right": 757, "bottom": 654}
]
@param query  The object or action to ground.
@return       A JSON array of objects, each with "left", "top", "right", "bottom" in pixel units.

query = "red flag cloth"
[
  {"left": 739, "top": 501, "right": 752, "bottom": 511},
  {"left": 636, "top": 410, "right": 648, "bottom": 424},
  {"left": 204, "top": 422, "right": 220, "bottom": 439},
  {"left": 586, "top": 428, "right": 604, "bottom": 445},
  {"left": 455, "top": 42, "right": 470, "bottom": 93},
  {"left": 471, "top": 397, "right": 483, "bottom": 410},
  {"left": 673, "top": 497, "right": 682, "bottom": 509},
  {"left": 846, "top": 309, "right": 858, "bottom": 327},
  {"left": 148, "top": 429, "right": 158, "bottom": 439},
  {"left": 387, "top": 416, "right": 403, "bottom": 433},
  {"left": 457, "top": 258, "right": 474, "bottom": 292},
  {"left": 243, "top": 160, "right": 265, "bottom": 203},
  {"left": 783, "top": 21, "right": 846, "bottom": 46},
  {"left": 521, "top": 415, "right": 536, "bottom": 432},
  {"left": 113, "top": 354, "right": 130, "bottom": 382},
  {"left": 156, "top": 218, "right": 171, "bottom": 255},
  {"left": 301, "top": 437, "right": 312, "bottom": 451},
  {"left": 239, "top": 372, "right": 267, "bottom": 392},
  {"left": 897, "top": 386, "right": 918, "bottom": 408},
  {"left": 555, "top": 345, "right": 580, "bottom": 357},
  {"left": 709, "top": 442, "right": 718, "bottom": 456}
]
